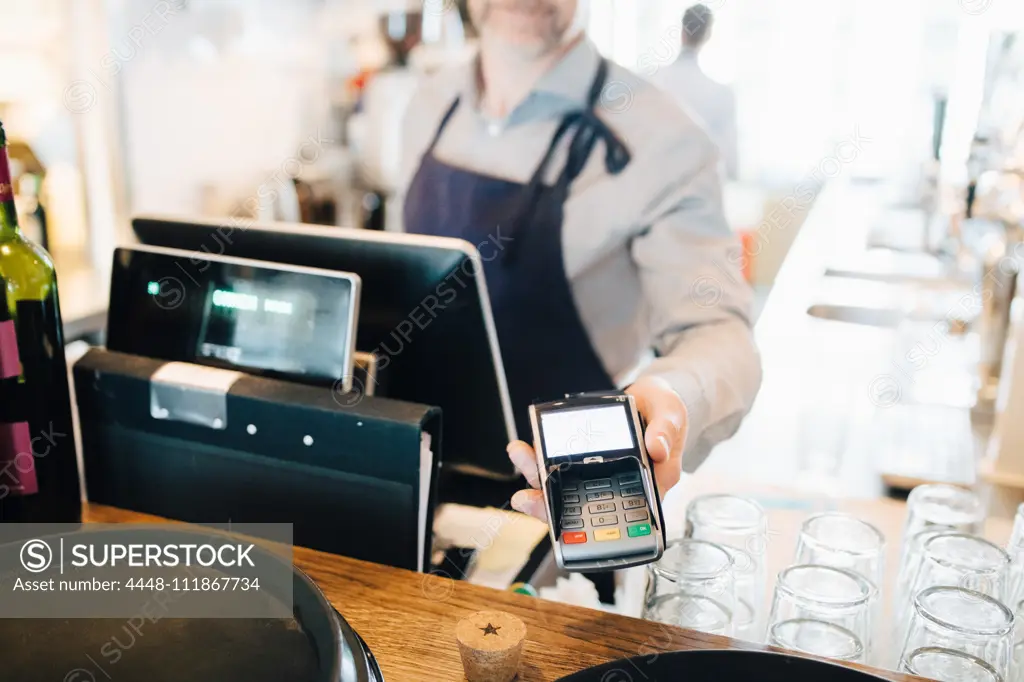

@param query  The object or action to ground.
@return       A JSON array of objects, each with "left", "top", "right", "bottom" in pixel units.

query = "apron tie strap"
[
  {"left": 558, "top": 108, "right": 632, "bottom": 184},
  {"left": 501, "top": 70, "right": 632, "bottom": 265}
]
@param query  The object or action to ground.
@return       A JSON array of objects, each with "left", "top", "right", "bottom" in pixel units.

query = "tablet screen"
[{"left": 107, "top": 247, "right": 358, "bottom": 387}]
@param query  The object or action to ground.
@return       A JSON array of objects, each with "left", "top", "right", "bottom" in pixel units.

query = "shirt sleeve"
[{"left": 631, "top": 131, "right": 762, "bottom": 472}]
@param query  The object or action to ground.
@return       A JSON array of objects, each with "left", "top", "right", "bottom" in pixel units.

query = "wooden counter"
[{"left": 84, "top": 503, "right": 917, "bottom": 682}]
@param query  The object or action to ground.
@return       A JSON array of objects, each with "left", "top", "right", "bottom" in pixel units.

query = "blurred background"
[
  {"left": 4, "top": 1, "right": 1020, "bottom": 300},
  {"left": 5, "top": 0, "right": 1024, "bottom": 499}
]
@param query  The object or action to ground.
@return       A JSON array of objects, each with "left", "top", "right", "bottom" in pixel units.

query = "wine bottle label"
[
  {"left": 0, "top": 147, "right": 12, "bottom": 202},
  {"left": 0, "top": 319, "right": 20, "bottom": 379},
  {"left": 0, "top": 421, "right": 39, "bottom": 496}
]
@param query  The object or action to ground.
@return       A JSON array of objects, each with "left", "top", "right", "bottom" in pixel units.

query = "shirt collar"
[
  {"left": 532, "top": 37, "right": 602, "bottom": 106},
  {"left": 461, "top": 37, "right": 603, "bottom": 123}
]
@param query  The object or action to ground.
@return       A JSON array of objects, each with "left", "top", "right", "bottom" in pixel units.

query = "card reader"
[{"left": 530, "top": 392, "right": 666, "bottom": 572}]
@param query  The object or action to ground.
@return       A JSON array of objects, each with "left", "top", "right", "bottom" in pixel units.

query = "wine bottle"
[{"left": 0, "top": 119, "right": 81, "bottom": 523}]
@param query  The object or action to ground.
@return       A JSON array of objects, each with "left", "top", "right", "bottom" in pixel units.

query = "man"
[
  {"left": 399, "top": 0, "right": 761, "bottom": 519},
  {"left": 651, "top": 4, "right": 739, "bottom": 180}
]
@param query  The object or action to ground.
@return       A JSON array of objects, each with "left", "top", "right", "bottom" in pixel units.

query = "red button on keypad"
[{"left": 562, "top": 531, "right": 587, "bottom": 544}]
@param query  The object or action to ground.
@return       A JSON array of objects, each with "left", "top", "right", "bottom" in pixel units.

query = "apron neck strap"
[
  {"left": 526, "top": 59, "right": 631, "bottom": 191},
  {"left": 426, "top": 96, "right": 462, "bottom": 154},
  {"left": 586, "top": 59, "right": 611, "bottom": 109},
  {"left": 501, "top": 59, "right": 632, "bottom": 265},
  {"left": 421, "top": 59, "right": 633, "bottom": 266},
  {"left": 425, "top": 57, "right": 628, "bottom": 170}
]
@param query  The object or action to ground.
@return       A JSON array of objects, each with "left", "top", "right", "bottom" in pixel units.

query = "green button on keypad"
[{"left": 627, "top": 523, "right": 652, "bottom": 538}]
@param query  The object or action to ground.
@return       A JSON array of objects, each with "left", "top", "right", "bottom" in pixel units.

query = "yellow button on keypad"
[{"left": 594, "top": 528, "right": 621, "bottom": 542}]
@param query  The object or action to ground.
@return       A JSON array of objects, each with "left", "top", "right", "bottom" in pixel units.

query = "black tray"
[
  {"left": 0, "top": 526, "right": 382, "bottom": 682},
  {"left": 557, "top": 649, "right": 890, "bottom": 681}
]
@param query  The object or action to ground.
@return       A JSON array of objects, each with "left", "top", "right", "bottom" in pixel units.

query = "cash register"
[
  {"left": 126, "top": 216, "right": 553, "bottom": 589},
  {"left": 75, "top": 245, "right": 441, "bottom": 573}
]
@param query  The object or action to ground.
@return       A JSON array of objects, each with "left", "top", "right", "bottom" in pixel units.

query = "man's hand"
[{"left": 508, "top": 377, "right": 688, "bottom": 520}]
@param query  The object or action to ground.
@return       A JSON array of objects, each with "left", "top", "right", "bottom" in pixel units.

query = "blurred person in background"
[
  {"left": 652, "top": 4, "right": 739, "bottom": 181},
  {"left": 398, "top": 0, "right": 761, "bottom": 538}
]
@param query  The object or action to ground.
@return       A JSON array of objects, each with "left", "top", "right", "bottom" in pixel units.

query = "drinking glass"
[
  {"left": 685, "top": 495, "right": 767, "bottom": 635},
  {"left": 719, "top": 545, "right": 758, "bottom": 641},
  {"left": 899, "top": 586, "right": 1014, "bottom": 678},
  {"left": 901, "top": 647, "right": 1003, "bottom": 682},
  {"left": 767, "top": 564, "right": 874, "bottom": 662},
  {"left": 900, "top": 485, "right": 984, "bottom": 567},
  {"left": 795, "top": 513, "right": 885, "bottom": 586},
  {"left": 768, "top": 619, "right": 864, "bottom": 662},
  {"left": 896, "top": 527, "right": 956, "bottom": 614},
  {"left": 642, "top": 539, "right": 736, "bottom": 636},
  {"left": 1004, "top": 504, "right": 1024, "bottom": 612},
  {"left": 897, "top": 533, "right": 1010, "bottom": 637},
  {"left": 794, "top": 513, "right": 885, "bottom": 662},
  {"left": 1010, "top": 599, "right": 1024, "bottom": 682},
  {"left": 897, "top": 484, "right": 983, "bottom": 600},
  {"left": 644, "top": 593, "right": 734, "bottom": 636}
]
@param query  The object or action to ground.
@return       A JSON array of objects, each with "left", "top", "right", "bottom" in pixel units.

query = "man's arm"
[{"left": 631, "top": 132, "right": 762, "bottom": 472}]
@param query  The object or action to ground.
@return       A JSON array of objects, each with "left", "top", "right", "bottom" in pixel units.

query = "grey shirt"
[{"left": 398, "top": 38, "right": 761, "bottom": 470}]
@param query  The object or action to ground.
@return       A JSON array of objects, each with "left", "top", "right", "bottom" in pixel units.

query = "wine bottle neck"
[{"left": 0, "top": 143, "right": 18, "bottom": 240}]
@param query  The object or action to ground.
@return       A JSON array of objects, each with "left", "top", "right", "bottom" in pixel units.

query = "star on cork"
[{"left": 456, "top": 610, "right": 526, "bottom": 682}]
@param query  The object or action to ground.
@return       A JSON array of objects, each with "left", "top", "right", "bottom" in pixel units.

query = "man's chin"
[{"left": 483, "top": 28, "right": 562, "bottom": 59}]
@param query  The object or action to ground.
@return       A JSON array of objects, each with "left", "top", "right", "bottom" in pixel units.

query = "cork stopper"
[{"left": 455, "top": 610, "right": 526, "bottom": 682}]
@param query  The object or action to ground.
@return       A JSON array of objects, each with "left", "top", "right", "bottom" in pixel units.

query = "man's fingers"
[
  {"left": 653, "top": 458, "right": 682, "bottom": 496},
  {"left": 508, "top": 440, "right": 541, "bottom": 489},
  {"left": 644, "top": 419, "right": 681, "bottom": 463},
  {"left": 628, "top": 377, "right": 687, "bottom": 464},
  {"left": 509, "top": 441, "right": 547, "bottom": 519},
  {"left": 511, "top": 489, "right": 548, "bottom": 520}
]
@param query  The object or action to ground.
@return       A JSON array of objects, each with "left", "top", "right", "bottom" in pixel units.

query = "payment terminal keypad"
[{"left": 557, "top": 470, "right": 656, "bottom": 562}]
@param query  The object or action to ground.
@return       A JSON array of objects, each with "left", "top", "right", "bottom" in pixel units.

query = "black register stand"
[
  {"left": 75, "top": 348, "right": 441, "bottom": 573},
  {"left": 74, "top": 245, "right": 443, "bottom": 574}
]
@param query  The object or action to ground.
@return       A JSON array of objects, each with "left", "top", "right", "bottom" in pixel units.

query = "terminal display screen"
[
  {"left": 540, "top": 405, "right": 636, "bottom": 459},
  {"left": 107, "top": 248, "right": 358, "bottom": 386}
]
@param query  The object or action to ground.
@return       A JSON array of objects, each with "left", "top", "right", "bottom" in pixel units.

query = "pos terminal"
[
  {"left": 530, "top": 392, "right": 666, "bottom": 572},
  {"left": 79, "top": 245, "right": 441, "bottom": 573}
]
